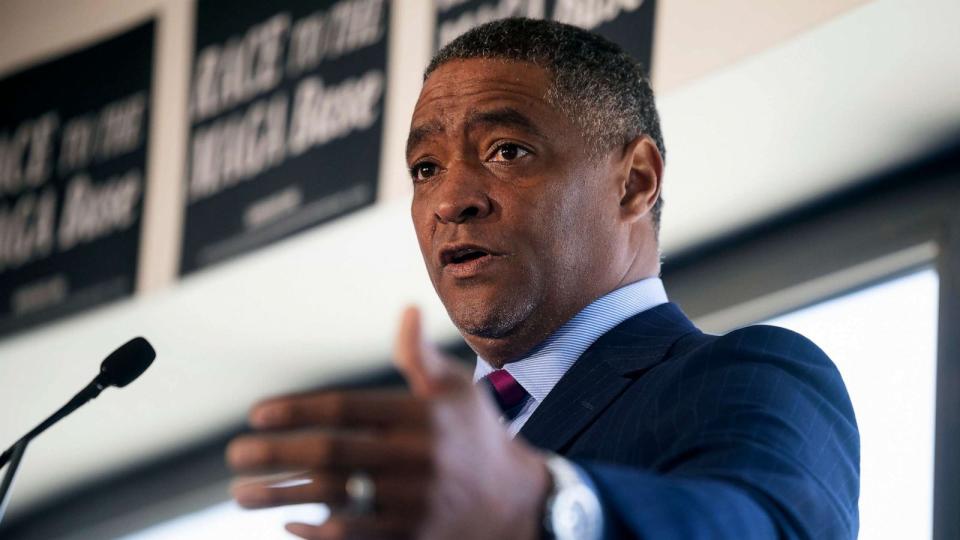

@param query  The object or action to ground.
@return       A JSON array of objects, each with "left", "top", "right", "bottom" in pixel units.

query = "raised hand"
[{"left": 227, "top": 307, "right": 549, "bottom": 540}]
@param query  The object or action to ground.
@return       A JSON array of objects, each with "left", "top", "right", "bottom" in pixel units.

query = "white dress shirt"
[{"left": 473, "top": 277, "right": 669, "bottom": 437}]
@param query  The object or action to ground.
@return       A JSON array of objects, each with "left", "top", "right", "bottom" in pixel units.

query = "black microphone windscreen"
[{"left": 99, "top": 337, "right": 156, "bottom": 388}]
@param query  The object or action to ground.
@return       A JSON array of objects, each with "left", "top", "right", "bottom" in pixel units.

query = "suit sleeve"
[{"left": 578, "top": 325, "right": 860, "bottom": 539}]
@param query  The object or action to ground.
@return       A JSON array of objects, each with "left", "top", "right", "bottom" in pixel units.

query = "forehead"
[{"left": 410, "top": 58, "right": 557, "bottom": 133}]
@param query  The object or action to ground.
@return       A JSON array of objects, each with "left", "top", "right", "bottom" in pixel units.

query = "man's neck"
[
  {"left": 465, "top": 312, "right": 574, "bottom": 369},
  {"left": 466, "top": 275, "right": 663, "bottom": 368}
]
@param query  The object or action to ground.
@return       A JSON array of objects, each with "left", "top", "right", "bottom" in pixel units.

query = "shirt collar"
[{"left": 473, "top": 277, "right": 668, "bottom": 402}]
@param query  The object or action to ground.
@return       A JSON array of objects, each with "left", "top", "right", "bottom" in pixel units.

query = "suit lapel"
[{"left": 518, "top": 303, "right": 698, "bottom": 452}]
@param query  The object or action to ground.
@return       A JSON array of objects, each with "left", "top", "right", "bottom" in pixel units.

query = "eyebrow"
[
  {"left": 405, "top": 107, "right": 546, "bottom": 161},
  {"left": 406, "top": 120, "right": 444, "bottom": 160}
]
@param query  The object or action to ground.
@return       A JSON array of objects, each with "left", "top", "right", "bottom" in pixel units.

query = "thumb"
[{"left": 393, "top": 306, "right": 468, "bottom": 397}]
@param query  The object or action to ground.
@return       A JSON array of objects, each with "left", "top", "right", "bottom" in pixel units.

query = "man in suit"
[{"left": 227, "top": 18, "right": 859, "bottom": 539}]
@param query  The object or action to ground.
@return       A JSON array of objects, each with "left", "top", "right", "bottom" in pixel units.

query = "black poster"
[
  {"left": 0, "top": 22, "right": 154, "bottom": 337},
  {"left": 435, "top": 0, "right": 656, "bottom": 75},
  {"left": 183, "top": 0, "right": 389, "bottom": 273}
]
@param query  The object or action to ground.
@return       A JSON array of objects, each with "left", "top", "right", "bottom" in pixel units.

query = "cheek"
[
  {"left": 505, "top": 192, "right": 580, "bottom": 287},
  {"left": 551, "top": 185, "right": 617, "bottom": 266},
  {"left": 410, "top": 202, "right": 435, "bottom": 263}
]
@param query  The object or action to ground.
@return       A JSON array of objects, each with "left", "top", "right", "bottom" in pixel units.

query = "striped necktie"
[{"left": 480, "top": 369, "right": 530, "bottom": 421}]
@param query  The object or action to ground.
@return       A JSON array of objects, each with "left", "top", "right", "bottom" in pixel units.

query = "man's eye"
[
  {"left": 491, "top": 143, "right": 530, "bottom": 162},
  {"left": 410, "top": 162, "right": 438, "bottom": 181}
]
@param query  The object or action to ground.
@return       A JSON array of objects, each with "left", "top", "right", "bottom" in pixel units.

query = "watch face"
[{"left": 551, "top": 485, "right": 601, "bottom": 540}]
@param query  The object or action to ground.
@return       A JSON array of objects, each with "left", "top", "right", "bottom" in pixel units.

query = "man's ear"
[{"left": 618, "top": 136, "right": 663, "bottom": 223}]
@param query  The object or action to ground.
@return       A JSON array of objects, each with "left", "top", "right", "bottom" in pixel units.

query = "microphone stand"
[
  {"left": 0, "top": 439, "right": 28, "bottom": 525},
  {"left": 0, "top": 336, "right": 154, "bottom": 528},
  {"left": 0, "top": 379, "right": 105, "bottom": 527}
]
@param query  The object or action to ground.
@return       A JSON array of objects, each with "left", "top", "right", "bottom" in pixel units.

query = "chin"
[{"left": 444, "top": 293, "right": 536, "bottom": 340}]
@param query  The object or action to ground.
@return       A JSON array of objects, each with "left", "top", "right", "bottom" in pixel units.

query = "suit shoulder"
[
  {"left": 713, "top": 324, "right": 832, "bottom": 366},
  {"left": 654, "top": 324, "right": 843, "bottom": 395},
  {"left": 697, "top": 325, "right": 854, "bottom": 408},
  {"left": 668, "top": 324, "right": 834, "bottom": 375}
]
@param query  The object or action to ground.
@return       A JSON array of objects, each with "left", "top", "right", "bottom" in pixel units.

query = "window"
[
  {"left": 763, "top": 269, "right": 939, "bottom": 539},
  {"left": 121, "top": 500, "right": 328, "bottom": 540}
]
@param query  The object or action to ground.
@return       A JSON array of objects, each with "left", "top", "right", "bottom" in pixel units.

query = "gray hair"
[{"left": 425, "top": 17, "right": 665, "bottom": 233}]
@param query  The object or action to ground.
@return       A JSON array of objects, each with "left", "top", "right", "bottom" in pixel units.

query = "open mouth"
[{"left": 440, "top": 245, "right": 492, "bottom": 266}]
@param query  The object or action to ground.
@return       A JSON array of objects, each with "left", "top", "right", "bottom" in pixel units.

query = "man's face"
[{"left": 407, "top": 59, "right": 626, "bottom": 353}]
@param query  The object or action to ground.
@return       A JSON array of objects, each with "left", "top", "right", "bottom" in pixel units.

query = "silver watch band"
[{"left": 542, "top": 454, "right": 604, "bottom": 540}]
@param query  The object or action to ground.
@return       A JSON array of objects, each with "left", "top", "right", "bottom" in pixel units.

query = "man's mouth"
[
  {"left": 438, "top": 244, "right": 500, "bottom": 277},
  {"left": 441, "top": 245, "right": 491, "bottom": 266}
]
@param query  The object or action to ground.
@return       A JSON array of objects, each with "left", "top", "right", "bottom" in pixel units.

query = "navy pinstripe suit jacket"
[{"left": 518, "top": 302, "right": 860, "bottom": 539}]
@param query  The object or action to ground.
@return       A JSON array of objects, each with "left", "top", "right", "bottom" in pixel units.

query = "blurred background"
[{"left": 0, "top": 0, "right": 958, "bottom": 538}]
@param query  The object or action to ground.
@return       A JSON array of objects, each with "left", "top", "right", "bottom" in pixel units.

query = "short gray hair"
[{"left": 425, "top": 17, "right": 665, "bottom": 233}]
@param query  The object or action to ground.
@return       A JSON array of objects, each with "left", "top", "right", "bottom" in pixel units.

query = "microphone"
[
  {"left": 0, "top": 337, "right": 155, "bottom": 523},
  {"left": 96, "top": 336, "right": 156, "bottom": 388},
  {"left": 0, "top": 337, "right": 156, "bottom": 468}
]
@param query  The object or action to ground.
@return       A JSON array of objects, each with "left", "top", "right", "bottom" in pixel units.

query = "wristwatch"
[{"left": 542, "top": 454, "right": 604, "bottom": 540}]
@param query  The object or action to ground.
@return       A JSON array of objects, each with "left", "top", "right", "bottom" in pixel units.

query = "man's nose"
[{"left": 433, "top": 167, "right": 493, "bottom": 224}]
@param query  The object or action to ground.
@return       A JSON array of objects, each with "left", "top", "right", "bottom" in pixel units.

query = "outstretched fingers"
[
  {"left": 249, "top": 390, "right": 431, "bottom": 431},
  {"left": 227, "top": 430, "right": 433, "bottom": 474}
]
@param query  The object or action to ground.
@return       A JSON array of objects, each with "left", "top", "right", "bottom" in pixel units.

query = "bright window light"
[
  {"left": 763, "top": 268, "right": 939, "bottom": 540},
  {"left": 120, "top": 501, "right": 329, "bottom": 540}
]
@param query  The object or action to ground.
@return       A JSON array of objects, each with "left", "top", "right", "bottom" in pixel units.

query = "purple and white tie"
[{"left": 480, "top": 369, "right": 530, "bottom": 420}]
